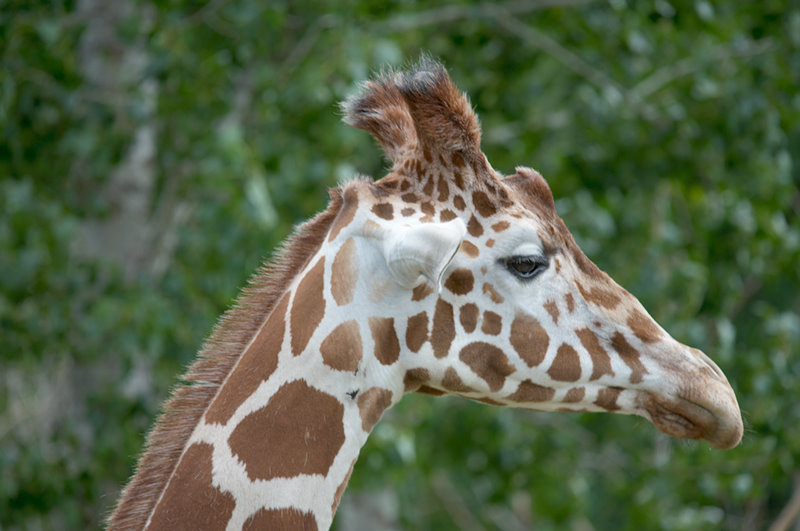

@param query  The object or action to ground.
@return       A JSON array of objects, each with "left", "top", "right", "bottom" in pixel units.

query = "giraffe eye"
[{"left": 504, "top": 256, "right": 548, "bottom": 280}]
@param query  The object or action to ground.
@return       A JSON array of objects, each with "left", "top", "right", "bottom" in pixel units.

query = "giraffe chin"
[{"left": 638, "top": 393, "right": 743, "bottom": 450}]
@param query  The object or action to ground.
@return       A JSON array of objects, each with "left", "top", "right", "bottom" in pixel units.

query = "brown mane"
[{"left": 108, "top": 188, "right": 345, "bottom": 530}]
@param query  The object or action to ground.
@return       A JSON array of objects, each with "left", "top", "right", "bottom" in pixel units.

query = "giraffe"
[{"left": 109, "top": 58, "right": 743, "bottom": 530}]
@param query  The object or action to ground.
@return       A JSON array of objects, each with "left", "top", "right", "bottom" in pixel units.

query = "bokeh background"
[{"left": 2, "top": 1, "right": 799, "bottom": 529}]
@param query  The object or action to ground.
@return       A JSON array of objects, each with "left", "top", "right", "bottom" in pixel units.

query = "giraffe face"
[{"left": 340, "top": 58, "right": 742, "bottom": 449}]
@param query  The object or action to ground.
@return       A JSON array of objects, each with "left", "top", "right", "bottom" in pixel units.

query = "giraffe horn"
[
  {"left": 395, "top": 55, "right": 482, "bottom": 163},
  {"left": 341, "top": 69, "right": 417, "bottom": 165}
]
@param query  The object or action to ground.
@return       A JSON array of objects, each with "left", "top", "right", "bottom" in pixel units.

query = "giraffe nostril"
[{"left": 690, "top": 348, "right": 725, "bottom": 380}]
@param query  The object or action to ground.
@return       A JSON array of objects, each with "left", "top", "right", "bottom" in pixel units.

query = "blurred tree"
[{"left": 1, "top": 0, "right": 798, "bottom": 529}]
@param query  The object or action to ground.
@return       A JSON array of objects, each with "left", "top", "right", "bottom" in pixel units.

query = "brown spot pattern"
[
  {"left": 460, "top": 342, "right": 516, "bottom": 392},
  {"left": 507, "top": 380, "right": 555, "bottom": 402},
  {"left": 576, "top": 327, "right": 614, "bottom": 381},
  {"left": 547, "top": 343, "right": 582, "bottom": 382},
  {"left": 320, "top": 320, "right": 363, "bottom": 372},
  {"left": 147, "top": 443, "right": 235, "bottom": 531},
  {"left": 467, "top": 215, "right": 483, "bottom": 237},
  {"left": 453, "top": 195, "right": 466, "bottom": 210},
  {"left": 229, "top": 380, "right": 344, "bottom": 481},
  {"left": 372, "top": 203, "right": 393, "bottom": 220},
  {"left": 369, "top": 317, "right": 400, "bottom": 366},
  {"left": 486, "top": 238, "right": 495, "bottom": 247},
  {"left": 403, "top": 367, "right": 430, "bottom": 391},
  {"left": 440, "top": 209, "right": 457, "bottom": 221},
  {"left": 357, "top": 387, "right": 393, "bottom": 432},
  {"left": 491, "top": 220, "right": 510, "bottom": 232},
  {"left": 328, "top": 187, "right": 358, "bottom": 241},
  {"left": 543, "top": 300, "right": 560, "bottom": 325},
  {"left": 565, "top": 292, "right": 575, "bottom": 313},
  {"left": 401, "top": 207, "right": 415, "bottom": 217},
  {"left": 459, "top": 240, "right": 479, "bottom": 257},
  {"left": 482, "top": 283, "right": 504, "bottom": 304},
  {"left": 510, "top": 311, "right": 549, "bottom": 367},
  {"left": 431, "top": 298, "right": 455, "bottom": 358},
  {"left": 331, "top": 238, "right": 358, "bottom": 306},
  {"left": 332, "top": 460, "right": 357, "bottom": 516},
  {"left": 205, "top": 293, "right": 289, "bottom": 425},
  {"left": 610, "top": 332, "right": 647, "bottom": 384},
  {"left": 406, "top": 312, "right": 429, "bottom": 353},
  {"left": 472, "top": 190, "right": 498, "bottom": 218},
  {"left": 595, "top": 387, "right": 622, "bottom": 411},
  {"left": 412, "top": 283, "right": 434, "bottom": 301},
  {"left": 563, "top": 387, "right": 585, "bottom": 403},
  {"left": 459, "top": 303, "right": 478, "bottom": 333},
  {"left": 243, "top": 508, "right": 318, "bottom": 531},
  {"left": 627, "top": 309, "right": 663, "bottom": 343},
  {"left": 437, "top": 176, "right": 449, "bottom": 202},
  {"left": 575, "top": 280, "right": 621, "bottom": 310},
  {"left": 417, "top": 385, "right": 446, "bottom": 396},
  {"left": 291, "top": 258, "right": 326, "bottom": 356},
  {"left": 444, "top": 268, "right": 474, "bottom": 295},
  {"left": 442, "top": 367, "right": 471, "bottom": 392},
  {"left": 481, "top": 311, "right": 502, "bottom": 335}
]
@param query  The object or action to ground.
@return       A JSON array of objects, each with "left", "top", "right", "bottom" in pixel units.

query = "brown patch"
[
  {"left": 229, "top": 380, "right": 344, "bottom": 481},
  {"left": 372, "top": 202, "right": 394, "bottom": 220},
  {"left": 575, "top": 279, "right": 621, "bottom": 310},
  {"left": 459, "top": 240, "right": 479, "bottom": 257},
  {"left": 369, "top": 317, "right": 400, "bottom": 366},
  {"left": 543, "top": 300, "right": 560, "bottom": 325},
  {"left": 402, "top": 192, "right": 419, "bottom": 203},
  {"left": 401, "top": 207, "right": 415, "bottom": 217},
  {"left": 204, "top": 292, "right": 289, "bottom": 425},
  {"left": 357, "top": 387, "right": 393, "bottom": 432},
  {"left": 440, "top": 209, "right": 457, "bottom": 221},
  {"left": 576, "top": 327, "right": 614, "bottom": 381},
  {"left": 431, "top": 298, "right": 455, "bottom": 358},
  {"left": 442, "top": 367, "right": 471, "bottom": 392},
  {"left": 460, "top": 342, "right": 516, "bottom": 392},
  {"left": 423, "top": 146, "right": 433, "bottom": 163},
  {"left": 486, "top": 238, "right": 495, "bottom": 248},
  {"left": 467, "top": 215, "right": 484, "bottom": 237},
  {"left": 444, "top": 268, "right": 475, "bottom": 295},
  {"left": 420, "top": 201, "right": 436, "bottom": 217},
  {"left": 452, "top": 152, "right": 465, "bottom": 168},
  {"left": 595, "top": 387, "right": 623, "bottom": 411},
  {"left": 627, "top": 309, "right": 663, "bottom": 343},
  {"left": 510, "top": 311, "right": 549, "bottom": 367},
  {"left": 331, "top": 238, "right": 358, "bottom": 306},
  {"left": 507, "top": 380, "right": 555, "bottom": 402},
  {"left": 563, "top": 387, "right": 585, "bottom": 403},
  {"left": 403, "top": 367, "right": 430, "bottom": 391},
  {"left": 547, "top": 343, "right": 582, "bottom": 382},
  {"left": 320, "top": 320, "right": 363, "bottom": 372},
  {"left": 400, "top": 179, "right": 411, "bottom": 191},
  {"left": 610, "top": 332, "right": 648, "bottom": 384},
  {"left": 491, "top": 220, "right": 510, "bottom": 232},
  {"left": 291, "top": 258, "right": 326, "bottom": 356},
  {"left": 565, "top": 292, "right": 575, "bottom": 313},
  {"left": 243, "top": 508, "right": 318, "bottom": 531},
  {"left": 422, "top": 175, "right": 435, "bottom": 196},
  {"left": 472, "top": 190, "right": 498, "bottom": 218},
  {"left": 459, "top": 303, "right": 479, "bottom": 333},
  {"left": 405, "top": 312, "right": 429, "bottom": 353},
  {"left": 481, "top": 310, "right": 502, "bottom": 335},
  {"left": 328, "top": 187, "right": 358, "bottom": 241},
  {"left": 332, "top": 459, "right": 357, "bottom": 517},
  {"left": 482, "top": 283, "right": 504, "bottom": 304},
  {"left": 437, "top": 176, "right": 450, "bottom": 202},
  {"left": 453, "top": 194, "right": 466, "bottom": 210},
  {"left": 417, "top": 385, "right": 446, "bottom": 396},
  {"left": 411, "top": 283, "right": 434, "bottom": 301},
  {"left": 147, "top": 442, "right": 235, "bottom": 530}
]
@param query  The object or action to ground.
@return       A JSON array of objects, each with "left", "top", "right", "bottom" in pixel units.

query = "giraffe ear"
[{"left": 383, "top": 219, "right": 466, "bottom": 291}]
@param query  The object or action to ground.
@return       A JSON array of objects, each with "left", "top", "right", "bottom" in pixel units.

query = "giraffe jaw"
[{"left": 638, "top": 392, "right": 743, "bottom": 450}]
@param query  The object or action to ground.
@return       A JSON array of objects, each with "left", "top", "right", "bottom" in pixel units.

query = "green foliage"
[{"left": 2, "top": 0, "right": 798, "bottom": 529}]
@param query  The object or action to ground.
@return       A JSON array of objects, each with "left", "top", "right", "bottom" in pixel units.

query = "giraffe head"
[{"left": 334, "top": 57, "right": 742, "bottom": 450}]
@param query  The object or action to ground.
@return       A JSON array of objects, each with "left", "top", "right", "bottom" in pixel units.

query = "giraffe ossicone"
[{"left": 110, "top": 57, "right": 743, "bottom": 531}]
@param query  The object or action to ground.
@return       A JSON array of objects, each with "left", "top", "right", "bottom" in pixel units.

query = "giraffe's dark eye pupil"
[{"left": 505, "top": 256, "right": 548, "bottom": 280}]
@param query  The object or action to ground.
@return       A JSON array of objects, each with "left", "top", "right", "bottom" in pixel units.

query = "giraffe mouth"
[{"left": 638, "top": 393, "right": 742, "bottom": 450}]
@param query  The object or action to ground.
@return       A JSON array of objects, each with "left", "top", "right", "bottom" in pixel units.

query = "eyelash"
[{"left": 503, "top": 256, "right": 549, "bottom": 280}]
